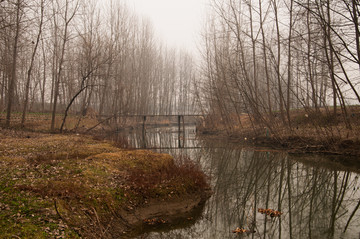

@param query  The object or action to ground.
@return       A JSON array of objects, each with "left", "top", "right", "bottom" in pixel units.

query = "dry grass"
[
  {"left": 0, "top": 131, "right": 209, "bottom": 238},
  {"left": 0, "top": 112, "right": 101, "bottom": 133}
]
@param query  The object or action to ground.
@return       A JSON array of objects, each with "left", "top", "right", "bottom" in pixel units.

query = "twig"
[
  {"left": 85, "top": 115, "right": 115, "bottom": 133},
  {"left": 54, "top": 199, "right": 64, "bottom": 221},
  {"left": 54, "top": 199, "right": 82, "bottom": 237},
  {"left": 344, "top": 198, "right": 360, "bottom": 232},
  {"left": 92, "top": 207, "right": 106, "bottom": 236}
]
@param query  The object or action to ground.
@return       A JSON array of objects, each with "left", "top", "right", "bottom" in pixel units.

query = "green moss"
[{"left": 0, "top": 187, "right": 76, "bottom": 239}]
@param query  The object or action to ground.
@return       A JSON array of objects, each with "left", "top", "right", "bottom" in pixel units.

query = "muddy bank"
[
  {"left": 58, "top": 191, "right": 211, "bottom": 238},
  {"left": 199, "top": 130, "right": 360, "bottom": 169},
  {"left": 250, "top": 135, "right": 360, "bottom": 156},
  {"left": 118, "top": 192, "right": 210, "bottom": 238},
  {"left": 0, "top": 128, "right": 210, "bottom": 238},
  {"left": 201, "top": 129, "right": 360, "bottom": 154}
]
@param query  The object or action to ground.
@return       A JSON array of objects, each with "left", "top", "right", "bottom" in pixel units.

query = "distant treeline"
[{"left": 0, "top": 0, "right": 199, "bottom": 131}]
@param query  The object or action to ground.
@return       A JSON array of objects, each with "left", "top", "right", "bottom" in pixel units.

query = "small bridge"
[{"left": 100, "top": 114, "right": 204, "bottom": 131}]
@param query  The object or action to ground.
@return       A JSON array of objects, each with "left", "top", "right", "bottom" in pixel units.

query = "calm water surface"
[{"left": 112, "top": 126, "right": 360, "bottom": 239}]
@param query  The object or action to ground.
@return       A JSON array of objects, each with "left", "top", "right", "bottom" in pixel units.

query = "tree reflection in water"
[{"left": 119, "top": 128, "right": 360, "bottom": 239}]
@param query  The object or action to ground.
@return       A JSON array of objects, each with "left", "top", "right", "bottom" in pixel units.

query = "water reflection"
[
  {"left": 111, "top": 125, "right": 199, "bottom": 150},
  {"left": 114, "top": 127, "right": 360, "bottom": 239}
]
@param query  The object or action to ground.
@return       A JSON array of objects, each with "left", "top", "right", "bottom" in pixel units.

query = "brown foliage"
[
  {"left": 258, "top": 208, "right": 283, "bottom": 217},
  {"left": 127, "top": 155, "right": 209, "bottom": 198}
]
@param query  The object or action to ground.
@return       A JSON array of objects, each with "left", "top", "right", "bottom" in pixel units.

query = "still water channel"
[{"left": 111, "top": 125, "right": 360, "bottom": 239}]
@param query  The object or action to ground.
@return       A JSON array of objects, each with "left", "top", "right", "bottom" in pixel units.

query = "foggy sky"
[{"left": 124, "top": 0, "right": 209, "bottom": 52}]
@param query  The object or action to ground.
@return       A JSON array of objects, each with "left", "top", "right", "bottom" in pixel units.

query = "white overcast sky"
[{"left": 123, "top": 0, "right": 210, "bottom": 52}]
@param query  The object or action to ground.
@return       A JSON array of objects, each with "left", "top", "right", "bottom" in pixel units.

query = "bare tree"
[
  {"left": 5, "top": 0, "right": 22, "bottom": 127},
  {"left": 21, "top": 0, "right": 44, "bottom": 127},
  {"left": 50, "top": 0, "right": 79, "bottom": 132}
]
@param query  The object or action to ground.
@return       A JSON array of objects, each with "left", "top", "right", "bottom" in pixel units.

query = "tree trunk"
[
  {"left": 6, "top": 0, "right": 21, "bottom": 127},
  {"left": 286, "top": 0, "right": 294, "bottom": 128},
  {"left": 259, "top": 0, "right": 273, "bottom": 118},
  {"left": 272, "top": 0, "right": 286, "bottom": 124},
  {"left": 51, "top": 0, "right": 78, "bottom": 132},
  {"left": 21, "top": 0, "right": 44, "bottom": 127}
]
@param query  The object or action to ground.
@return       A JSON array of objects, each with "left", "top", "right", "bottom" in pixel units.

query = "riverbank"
[
  {"left": 221, "top": 133, "right": 360, "bottom": 157},
  {"left": 198, "top": 107, "right": 360, "bottom": 169},
  {"left": 199, "top": 130, "right": 360, "bottom": 158},
  {"left": 0, "top": 128, "right": 210, "bottom": 238}
]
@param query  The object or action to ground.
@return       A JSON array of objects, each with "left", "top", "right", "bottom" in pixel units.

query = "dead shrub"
[
  {"left": 127, "top": 155, "right": 209, "bottom": 198},
  {"left": 111, "top": 135, "right": 131, "bottom": 149}
]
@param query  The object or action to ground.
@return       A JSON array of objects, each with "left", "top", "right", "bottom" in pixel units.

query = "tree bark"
[
  {"left": 6, "top": 0, "right": 21, "bottom": 127},
  {"left": 21, "top": 0, "right": 44, "bottom": 127}
]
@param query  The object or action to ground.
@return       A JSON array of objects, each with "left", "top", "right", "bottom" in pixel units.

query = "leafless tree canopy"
[
  {"left": 1, "top": 0, "right": 360, "bottom": 137},
  {"left": 199, "top": 0, "right": 360, "bottom": 136},
  {"left": 0, "top": 0, "right": 200, "bottom": 131}
]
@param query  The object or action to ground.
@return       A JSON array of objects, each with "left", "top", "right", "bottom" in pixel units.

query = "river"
[{"left": 110, "top": 125, "right": 360, "bottom": 239}]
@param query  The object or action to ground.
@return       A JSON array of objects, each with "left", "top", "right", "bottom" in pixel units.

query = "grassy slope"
[{"left": 0, "top": 130, "right": 209, "bottom": 238}]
